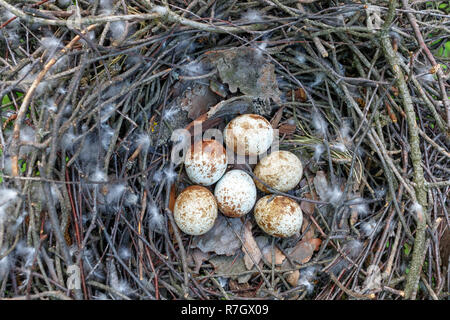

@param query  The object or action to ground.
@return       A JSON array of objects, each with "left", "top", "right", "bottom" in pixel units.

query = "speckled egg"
[
  {"left": 173, "top": 186, "right": 218, "bottom": 235},
  {"left": 224, "top": 114, "right": 273, "bottom": 156},
  {"left": 254, "top": 151, "right": 303, "bottom": 192},
  {"left": 184, "top": 139, "right": 227, "bottom": 186},
  {"left": 254, "top": 195, "right": 303, "bottom": 238},
  {"left": 214, "top": 170, "right": 257, "bottom": 218}
]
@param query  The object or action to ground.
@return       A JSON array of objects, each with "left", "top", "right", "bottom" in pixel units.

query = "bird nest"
[{"left": 0, "top": 0, "right": 449, "bottom": 300}]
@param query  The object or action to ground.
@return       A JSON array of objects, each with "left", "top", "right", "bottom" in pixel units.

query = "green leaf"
[
  {"left": 404, "top": 243, "right": 412, "bottom": 256},
  {"left": 18, "top": 159, "right": 27, "bottom": 173},
  {"left": 436, "top": 41, "right": 450, "bottom": 58},
  {"left": 438, "top": 2, "right": 449, "bottom": 13},
  {"left": 430, "top": 39, "right": 442, "bottom": 47},
  {"left": 445, "top": 41, "right": 450, "bottom": 57},
  {"left": 1, "top": 94, "right": 11, "bottom": 106}
]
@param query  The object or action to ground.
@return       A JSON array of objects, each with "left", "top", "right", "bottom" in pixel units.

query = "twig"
[{"left": 380, "top": 0, "right": 429, "bottom": 300}]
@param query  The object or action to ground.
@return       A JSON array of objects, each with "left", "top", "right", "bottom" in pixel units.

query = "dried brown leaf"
[
  {"left": 286, "top": 270, "right": 300, "bottom": 287},
  {"left": 190, "top": 248, "right": 209, "bottom": 274},
  {"left": 309, "top": 238, "right": 322, "bottom": 251},
  {"left": 289, "top": 87, "right": 307, "bottom": 102},
  {"left": 206, "top": 96, "right": 253, "bottom": 119},
  {"left": 262, "top": 245, "right": 286, "bottom": 266},
  {"left": 191, "top": 214, "right": 243, "bottom": 256},
  {"left": 255, "top": 235, "right": 287, "bottom": 266},
  {"left": 209, "top": 255, "right": 252, "bottom": 283},
  {"left": 282, "top": 238, "right": 321, "bottom": 268},
  {"left": 313, "top": 171, "right": 329, "bottom": 201},
  {"left": 278, "top": 123, "right": 296, "bottom": 135},
  {"left": 270, "top": 106, "right": 284, "bottom": 128},
  {"left": 288, "top": 241, "right": 314, "bottom": 265},
  {"left": 300, "top": 193, "right": 316, "bottom": 216},
  {"left": 301, "top": 217, "right": 315, "bottom": 242},
  {"left": 207, "top": 47, "right": 281, "bottom": 103},
  {"left": 242, "top": 221, "right": 262, "bottom": 270},
  {"left": 228, "top": 280, "right": 257, "bottom": 298},
  {"left": 178, "top": 83, "right": 219, "bottom": 120}
]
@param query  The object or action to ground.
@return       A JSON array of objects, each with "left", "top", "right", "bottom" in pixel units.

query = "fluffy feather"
[
  {"left": 312, "top": 111, "right": 328, "bottom": 136},
  {"left": 242, "top": 10, "right": 262, "bottom": 22},
  {"left": 313, "top": 144, "right": 325, "bottom": 161},
  {"left": 148, "top": 204, "right": 164, "bottom": 233},
  {"left": 360, "top": 219, "right": 377, "bottom": 238},
  {"left": 0, "top": 188, "right": 18, "bottom": 207}
]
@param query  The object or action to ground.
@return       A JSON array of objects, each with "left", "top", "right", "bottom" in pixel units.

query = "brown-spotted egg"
[
  {"left": 254, "top": 151, "right": 303, "bottom": 192},
  {"left": 184, "top": 139, "right": 227, "bottom": 186},
  {"left": 173, "top": 185, "right": 218, "bottom": 235},
  {"left": 224, "top": 114, "right": 273, "bottom": 156},
  {"left": 254, "top": 195, "right": 303, "bottom": 238},
  {"left": 214, "top": 170, "right": 256, "bottom": 218}
]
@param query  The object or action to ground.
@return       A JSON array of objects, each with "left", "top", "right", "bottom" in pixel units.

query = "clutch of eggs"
[{"left": 173, "top": 114, "right": 304, "bottom": 239}]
